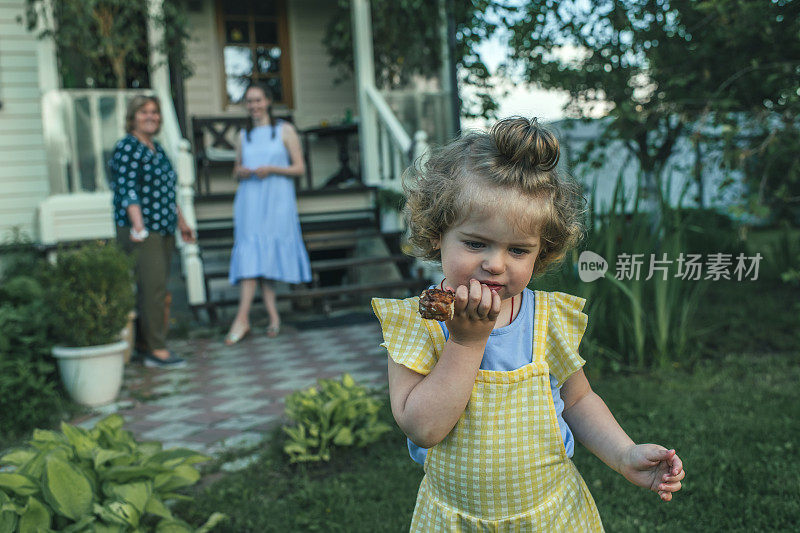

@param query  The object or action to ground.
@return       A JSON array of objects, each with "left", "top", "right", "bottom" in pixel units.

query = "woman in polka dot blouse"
[{"left": 108, "top": 95, "right": 196, "bottom": 369}]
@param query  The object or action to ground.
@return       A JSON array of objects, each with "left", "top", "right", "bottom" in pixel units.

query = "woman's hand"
[
  {"left": 254, "top": 166, "right": 275, "bottom": 178},
  {"left": 445, "top": 279, "right": 501, "bottom": 347},
  {"left": 234, "top": 166, "right": 255, "bottom": 179},
  {"left": 619, "top": 444, "right": 685, "bottom": 502},
  {"left": 177, "top": 220, "right": 196, "bottom": 244},
  {"left": 130, "top": 226, "right": 148, "bottom": 242}
]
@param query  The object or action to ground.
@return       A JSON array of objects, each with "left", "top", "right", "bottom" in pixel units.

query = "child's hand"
[
  {"left": 619, "top": 444, "right": 685, "bottom": 502},
  {"left": 445, "top": 279, "right": 502, "bottom": 347}
]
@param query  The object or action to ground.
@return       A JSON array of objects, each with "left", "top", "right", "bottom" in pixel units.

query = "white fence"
[{"left": 362, "top": 85, "right": 429, "bottom": 192}]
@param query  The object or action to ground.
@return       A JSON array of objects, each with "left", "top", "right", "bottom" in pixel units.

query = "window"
[{"left": 217, "top": 0, "right": 292, "bottom": 107}]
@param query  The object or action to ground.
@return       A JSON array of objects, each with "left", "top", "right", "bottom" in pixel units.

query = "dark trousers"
[{"left": 116, "top": 227, "right": 175, "bottom": 353}]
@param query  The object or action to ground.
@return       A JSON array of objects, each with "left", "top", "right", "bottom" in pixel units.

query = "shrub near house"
[{"left": 0, "top": 241, "right": 67, "bottom": 443}]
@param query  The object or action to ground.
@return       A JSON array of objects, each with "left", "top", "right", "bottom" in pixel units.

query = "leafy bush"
[
  {"left": 48, "top": 241, "right": 135, "bottom": 347},
  {"left": 0, "top": 414, "right": 225, "bottom": 532},
  {"left": 0, "top": 239, "right": 69, "bottom": 442},
  {"left": 283, "top": 374, "right": 392, "bottom": 463}
]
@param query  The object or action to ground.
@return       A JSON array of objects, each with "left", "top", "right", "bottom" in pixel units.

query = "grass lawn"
[{"left": 176, "top": 348, "right": 800, "bottom": 532}]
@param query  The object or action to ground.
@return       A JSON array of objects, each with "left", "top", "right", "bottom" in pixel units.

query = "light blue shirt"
[{"left": 408, "top": 288, "right": 575, "bottom": 465}]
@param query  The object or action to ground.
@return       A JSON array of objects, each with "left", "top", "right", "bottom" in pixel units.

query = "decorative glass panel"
[
  {"left": 254, "top": 21, "right": 277, "bottom": 43},
  {"left": 263, "top": 76, "right": 283, "bottom": 102},
  {"left": 225, "top": 20, "right": 249, "bottom": 44},
  {"left": 224, "top": 46, "right": 254, "bottom": 103},
  {"left": 256, "top": 46, "right": 281, "bottom": 74}
]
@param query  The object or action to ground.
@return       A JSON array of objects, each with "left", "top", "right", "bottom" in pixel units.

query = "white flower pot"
[{"left": 52, "top": 340, "right": 127, "bottom": 407}]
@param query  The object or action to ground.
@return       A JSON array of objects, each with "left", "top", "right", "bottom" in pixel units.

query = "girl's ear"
[{"left": 431, "top": 236, "right": 441, "bottom": 250}]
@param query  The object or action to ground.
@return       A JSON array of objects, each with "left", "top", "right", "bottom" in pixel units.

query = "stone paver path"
[{"left": 72, "top": 320, "right": 387, "bottom": 456}]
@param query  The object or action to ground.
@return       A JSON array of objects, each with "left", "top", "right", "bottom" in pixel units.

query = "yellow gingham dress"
[{"left": 372, "top": 291, "right": 604, "bottom": 532}]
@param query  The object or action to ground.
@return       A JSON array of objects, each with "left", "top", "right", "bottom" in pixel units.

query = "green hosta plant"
[
  {"left": 283, "top": 374, "right": 392, "bottom": 463},
  {"left": 0, "top": 414, "right": 225, "bottom": 532}
]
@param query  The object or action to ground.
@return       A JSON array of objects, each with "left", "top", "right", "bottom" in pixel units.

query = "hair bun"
[{"left": 491, "top": 116, "right": 560, "bottom": 172}]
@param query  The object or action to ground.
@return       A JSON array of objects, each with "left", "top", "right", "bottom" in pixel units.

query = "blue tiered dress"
[{"left": 228, "top": 122, "right": 312, "bottom": 285}]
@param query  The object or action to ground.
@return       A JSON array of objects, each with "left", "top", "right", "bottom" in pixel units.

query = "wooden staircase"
[{"left": 193, "top": 185, "right": 428, "bottom": 321}]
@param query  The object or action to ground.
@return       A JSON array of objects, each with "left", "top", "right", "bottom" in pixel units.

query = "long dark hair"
[{"left": 244, "top": 82, "right": 277, "bottom": 141}]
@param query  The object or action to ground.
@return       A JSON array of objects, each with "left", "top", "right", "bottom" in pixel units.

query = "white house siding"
[
  {"left": 0, "top": 1, "right": 49, "bottom": 240},
  {"left": 288, "top": 0, "right": 358, "bottom": 188},
  {"left": 183, "top": 1, "right": 223, "bottom": 118},
  {"left": 183, "top": 0, "right": 358, "bottom": 191},
  {"left": 287, "top": 0, "right": 357, "bottom": 129},
  {"left": 183, "top": 0, "right": 357, "bottom": 124}
]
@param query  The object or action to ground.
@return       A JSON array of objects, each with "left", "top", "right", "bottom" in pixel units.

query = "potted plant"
[{"left": 47, "top": 241, "right": 135, "bottom": 407}]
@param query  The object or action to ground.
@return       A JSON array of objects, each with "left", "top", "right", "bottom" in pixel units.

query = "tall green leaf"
[
  {"left": 18, "top": 496, "right": 51, "bottom": 532},
  {"left": 41, "top": 455, "right": 93, "bottom": 520}
]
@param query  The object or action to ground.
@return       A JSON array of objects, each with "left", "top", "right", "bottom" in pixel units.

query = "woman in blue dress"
[{"left": 224, "top": 83, "right": 311, "bottom": 344}]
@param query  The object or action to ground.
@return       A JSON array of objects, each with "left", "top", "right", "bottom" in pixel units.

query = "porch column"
[
  {"left": 351, "top": 0, "right": 380, "bottom": 185},
  {"left": 146, "top": 0, "right": 172, "bottom": 116},
  {"left": 36, "top": 0, "right": 67, "bottom": 195},
  {"left": 35, "top": 0, "right": 59, "bottom": 93},
  {"left": 147, "top": 0, "right": 207, "bottom": 307}
]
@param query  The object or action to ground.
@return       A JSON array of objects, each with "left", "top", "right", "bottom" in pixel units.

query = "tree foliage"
[
  {"left": 322, "top": 0, "right": 504, "bottom": 118},
  {"left": 21, "top": 0, "right": 192, "bottom": 89},
  {"left": 506, "top": 0, "right": 800, "bottom": 220}
]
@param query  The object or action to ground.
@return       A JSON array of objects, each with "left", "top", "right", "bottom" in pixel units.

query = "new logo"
[{"left": 578, "top": 251, "right": 608, "bottom": 282}]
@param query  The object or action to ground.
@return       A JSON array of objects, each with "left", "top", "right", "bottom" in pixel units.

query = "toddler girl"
[{"left": 372, "top": 117, "right": 684, "bottom": 531}]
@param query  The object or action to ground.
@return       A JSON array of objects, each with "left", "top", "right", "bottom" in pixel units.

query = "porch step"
[
  {"left": 193, "top": 186, "right": 379, "bottom": 222},
  {"left": 193, "top": 188, "right": 425, "bottom": 321},
  {"left": 197, "top": 229, "right": 402, "bottom": 252},
  {"left": 203, "top": 254, "right": 413, "bottom": 280},
  {"left": 205, "top": 279, "right": 427, "bottom": 308}
]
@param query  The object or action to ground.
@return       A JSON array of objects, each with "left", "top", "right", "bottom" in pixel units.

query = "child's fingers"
[
  {"left": 662, "top": 468, "right": 685, "bottom": 483},
  {"left": 658, "top": 490, "right": 673, "bottom": 502},
  {"left": 454, "top": 284, "right": 470, "bottom": 313},
  {"left": 467, "top": 279, "right": 483, "bottom": 312},
  {"left": 487, "top": 291, "right": 502, "bottom": 321},
  {"left": 668, "top": 451, "right": 683, "bottom": 476},
  {"left": 658, "top": 481, "right": 682, "bottom": 493},
  {"left": 476, "top": 284, "right": 494, "bottom": 317}
]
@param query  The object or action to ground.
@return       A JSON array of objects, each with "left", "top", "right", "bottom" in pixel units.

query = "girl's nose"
[{"left": 481, "top": 252, "right": 505, "bottom": 274}]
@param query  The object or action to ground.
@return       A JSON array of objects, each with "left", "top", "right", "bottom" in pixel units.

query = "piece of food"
[{"left": 418, "top": 288, "right": 455, "bottom": 320}]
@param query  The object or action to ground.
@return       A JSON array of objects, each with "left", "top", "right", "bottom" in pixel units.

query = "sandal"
[
  {"left": 266, "top": 324, "right": 280, "bottom": 338},
  {"left": 224, "top": 325, "right": 250, "bottom": 346}
]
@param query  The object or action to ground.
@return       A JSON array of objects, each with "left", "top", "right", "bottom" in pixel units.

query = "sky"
[{"left": 462, "top": 21, "right": 571, "bottom": 128}]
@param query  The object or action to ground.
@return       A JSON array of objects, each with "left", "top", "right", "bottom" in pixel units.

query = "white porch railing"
[
  {"left": 352, "top": 0, "right": 430, "bottom": 197},
  {"left": 382, "top": 89, "right": 451, "bottom": 147},
  {"left": 362, "top": 85, "right": 429, "bottom": 192},
  {"left": 41, "top": 89, "right": 151, "bottom": 194},
  {"left": 38, "top": 88, "right": 207, "bottom": 306}
]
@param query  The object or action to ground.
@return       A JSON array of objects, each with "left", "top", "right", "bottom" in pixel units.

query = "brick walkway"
[{"left": 72, "top": 319, "right": 387, "bottom": 455}]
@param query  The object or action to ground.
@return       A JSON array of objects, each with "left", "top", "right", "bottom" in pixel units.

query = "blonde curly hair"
[{"left": 403, "top": 116, "right": 586, "bottom": 276}]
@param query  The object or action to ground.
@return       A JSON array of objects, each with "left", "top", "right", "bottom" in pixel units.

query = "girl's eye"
[
  {"left": 464, "top": 241, "right": 484, "bottom": 249},
  {"left": 509, "top": 247, "right": 529, "bottom": 256}
]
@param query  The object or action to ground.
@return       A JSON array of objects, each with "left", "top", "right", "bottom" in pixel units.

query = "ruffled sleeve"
[
  {"left": 371, "top": 297, "right": 442, "bottom": 375},
  {"left": 544, "top": 291, "right": 588, "bottom": 386}
]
